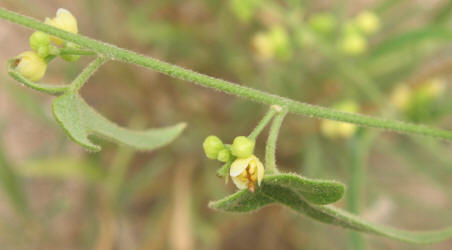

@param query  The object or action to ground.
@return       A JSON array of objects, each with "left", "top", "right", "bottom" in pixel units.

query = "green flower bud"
[
  {"left": 30, "top": 32, "right": 50, "bottom": 51},
  {"left": 203, "top": 135, "right": 225, "bottom": 160},
  {"left": 30, "top": 31, "right": 51, "bottom": 58},
  {"left": 308, "top": 13, "right": 336, "bottom": 35},
  {"left": 217, "top": 148, "right": 232, "bottom": 162},
  {"left": 231, "top": 136, "right": 255, "bottom": 159},
  {"left": 37, "top": 46, "right": 50, "bottom": 58}
]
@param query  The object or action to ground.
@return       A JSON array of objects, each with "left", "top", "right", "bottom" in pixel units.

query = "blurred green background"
[{"left": 1, "top": 0, "right": 452, "bottom": 249}]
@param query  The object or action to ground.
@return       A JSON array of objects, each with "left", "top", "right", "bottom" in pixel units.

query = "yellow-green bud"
[
  {"left": 355, "top": 11, "right": 380, "bottom": 35},
  {"left": 231, "top": 136, "right": 255, "bottom": 159},
  {"left": 29, "top": 31, "right": 51, "bottom": 58},
  {"left": 203, "top": 136, "right": 225, "bottom": 160},
  {"left": 14, "top": 51, "right": 47, "bottom": 82},
  {"left": 269, "top": 26, "right": 291, "bottom": 60},
  {"left": 339, "top": 33, "right": 367, "bottom": 55},
  {"left": 37, "top": 46, "right": 51, "bottom": 58},
  {"left": 217, "top": 148, "right": 231, "bottom": 162},
  {"left": 308, "top": 13, "right": 336, "bottom": 34}
]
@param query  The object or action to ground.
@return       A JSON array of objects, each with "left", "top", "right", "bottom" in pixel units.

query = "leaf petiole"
[
  {"left": 265, "top": 107, "right": 289, "bottom": 174},
  {"left": 69, "top": 56, "right": 108, "bottom": 92}
]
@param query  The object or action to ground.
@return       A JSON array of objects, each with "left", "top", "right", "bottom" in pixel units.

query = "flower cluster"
[
  {"left": 390, "top": 78, "right": 446, "bottom": 122},
  {"left": 12, "top": 9, "right": 80, "bottom": 82},
  {"left": 203, "top": 135, "right": 264, "bottom": 192},
  {"left": 251, "top": 26, "right": 292, "bottom": 61},
  {"left": 338, "top": 11, "right": 380, "bottom": 55},
  {"left": 306, "top": 10, "right": 381, "bottom": 55},
  {"left": 249, "top": 9, "right": 380, "bottom": 61}
]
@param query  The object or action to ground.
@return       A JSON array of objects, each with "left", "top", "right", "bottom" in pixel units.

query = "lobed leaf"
[
  {"left": 52, "top": 93, "right": 186, "bottom": 152},
  {"left": 210, "top": 179, "right": 452, "bottom": 244}
]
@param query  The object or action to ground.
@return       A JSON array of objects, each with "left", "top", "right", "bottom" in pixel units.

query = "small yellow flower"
[
  {"left": 230, "top": 155, "right": 264, "bottom": 192},
  {"left": 251, "top": 26, "right": 291, "bottom": 60},
  {"left": 14, "top": 51, "right": 47, "bottom": 82},
  {"left": 320, "top": 101, "right": 359, "bottom": 139},
  {"left": 420, "top": 78, "right": 445, "bottom": 99},
  {"left": 251, "top": 32, "right": 274, "bottom": 59},
  {"left": 339, "top": 33, "right": 367, "bottom": 55},
  {"left": 390, "top": 84, "right": 412, "bottom": 111},
  {"left": 45, "top": 8, "right": 78, "bottom": 45},
  {"left": 355, "top": 11, "right": 380, "bottom": 35}
]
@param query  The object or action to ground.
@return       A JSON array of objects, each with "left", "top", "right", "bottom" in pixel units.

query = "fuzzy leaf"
[
  {"left": 52, "top": 93, "right": 186, "bottom": 152},
  {"left": 209, "top": 173, "right": 343, "bottom": 210},
  {"left": 210, "top": 180, "right": 452, "bottom": 244},
  {"left": 264, "top": 173, "right": 345, "bottom": 205},
  {"left": 209, "top": 188, "right": 273, "bottom": 212}
]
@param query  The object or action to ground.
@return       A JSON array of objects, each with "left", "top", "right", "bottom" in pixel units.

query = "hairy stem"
[
  {"left": 265, "top": 108, "right": 288, "bottom": 174},
  {"left": 60, "top": 47, "right": 97, "bottom": 56},
  {"left": 2, "top": 8, "right": 452, "bottom": 140},
  {"left": 7, "top": 59, "right": 69, "bottom": 95},
  {"left": 248, "top": 106, "right": 279, "bottom": 140},
  {"left": 70, "top": 57, "right": 107, "bottom": 92}
]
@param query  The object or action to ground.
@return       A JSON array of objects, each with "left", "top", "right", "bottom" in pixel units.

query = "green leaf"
[
  {"left": 210, "top": 180, "right": 452, "bottom": 244},
  {"left": 264, "top": 174, "right": 345, "bottom": 205},
  {"left": 209, "top": 173, "right": 344, "bottom": 210},
  {"left": 52, "top": 93, "right": 186, "bottom": 152},
  {"left": 209, "top": 188, "right": 273, "bottom": 213}
]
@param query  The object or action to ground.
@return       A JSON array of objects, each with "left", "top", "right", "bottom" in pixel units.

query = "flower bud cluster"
[
  {"left": 13, "top": 9, "right": 80, "bottom": 82},
  {"left": 203, "top": 135, "right": 264, "bottom": 192}
]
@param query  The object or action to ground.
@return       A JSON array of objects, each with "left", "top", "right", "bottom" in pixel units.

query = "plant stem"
[
  {"left": 60, "top": 47, "right": 96, "bottom": 56},
  {"left": 7, "top": 59, "right": 69, "bottom": 95},
  {"left": 2, "top": 8, "right": 452, "bottom": 140},
  {"left": 347, "top": 130, "right": 375, "bottom": 250},
  {"left": 70, "top": 57, "right": 107, "bottom": 92},
  {"left": 265, "top": 108, "right": 288, "bottom": 174},
  {"left": 248, "top": 106, "right": 279, "bottom": 140}
]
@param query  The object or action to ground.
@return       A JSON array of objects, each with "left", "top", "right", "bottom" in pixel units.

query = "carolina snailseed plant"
[{"left": 1, "top": 7, "right": 452, "bottom": 245}]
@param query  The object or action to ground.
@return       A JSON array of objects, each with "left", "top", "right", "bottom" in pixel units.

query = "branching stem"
[
  {"left": 265, "top": 107, "right": 288, "bottom": 174},
  {"left": 248, "top": 106, "right": 280, "bottom": 140},
  {"left": 70, "top": 57, "right": 107, "bottom": 92},
  {"left": 2, "top": 8, "right": 452, "bottom": 140}
]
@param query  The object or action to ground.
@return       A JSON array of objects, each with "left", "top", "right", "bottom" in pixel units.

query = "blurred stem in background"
[
  {"left": 0, "top": 122, "right": 30, "bottom": 219},
  {"left": 347, "top": 129, "right": 375, "bottom": 250}
]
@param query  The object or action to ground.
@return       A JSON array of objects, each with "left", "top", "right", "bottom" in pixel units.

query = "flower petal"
[
  {"left": 256, "top": 159, "right": 265, "bottom": 186},
  {"left": 231, "top": 176, "right": 248, "bottom": 190},
  {"left": 230, "top": 156, "right": 253, "bottom": 177}
]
